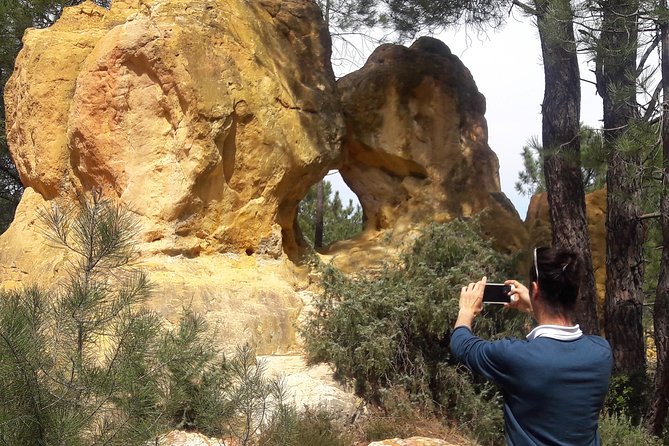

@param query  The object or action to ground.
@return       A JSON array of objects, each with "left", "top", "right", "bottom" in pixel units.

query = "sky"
[{"left": 327, "top": 11, "right": 604, "bottom": 220}]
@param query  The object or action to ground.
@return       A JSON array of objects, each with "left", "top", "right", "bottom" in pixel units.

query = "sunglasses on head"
[{"left": 533, "top": 247, "right": 540, "bottom": 285}]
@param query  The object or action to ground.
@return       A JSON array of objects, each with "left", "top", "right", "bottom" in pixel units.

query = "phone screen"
[{"left": 483, "top": 283, "right": 512, "bottom": 304}]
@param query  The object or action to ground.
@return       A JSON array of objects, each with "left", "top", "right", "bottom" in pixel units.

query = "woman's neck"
[{"left": 534, "top": 306, "right": 573, "bottom": 327}]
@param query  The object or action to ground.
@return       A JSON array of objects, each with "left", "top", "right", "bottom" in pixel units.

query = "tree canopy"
[
  {"left": 317, "top": 0, "right": 510, "bottom": 37},
  {"left": 515, "top": 125, "right": 607, "bottom": 197}
]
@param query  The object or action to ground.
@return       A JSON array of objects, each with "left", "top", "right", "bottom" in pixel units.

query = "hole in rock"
[
  {"left": 245, "top": 248, "right": 255, "bottom": 256},
  {"left": 297, "top": 170, "right": 363, "bottom": 250}
]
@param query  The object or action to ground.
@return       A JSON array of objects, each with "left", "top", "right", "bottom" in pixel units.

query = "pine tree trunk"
[
  {"left": 535, "top": 0, "right": 600, "bottom": 334},
  {"left": 596, "top": 0, "right": 645, "bottom": 375},
  {"left": 315, "top": 180, "right": 324, "bottom": 248},
  {"left": 646, "top": 10, "right": 669, "bottom": 435}
]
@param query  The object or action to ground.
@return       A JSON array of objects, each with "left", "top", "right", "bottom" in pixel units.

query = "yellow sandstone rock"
[
  {"left": 326, "top": 37, "right": 527, "bottom": 270},
  {"left": 5, "top": 0, "right": 344, "bottom": 258},
  {"left": 0, "top": 0, "right": 537, "bottom": 419},
  {"left": 156, "top": 430, "right": 236, "bottom": 446}
]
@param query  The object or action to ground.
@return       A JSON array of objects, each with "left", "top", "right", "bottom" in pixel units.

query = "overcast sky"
[{"left": 328, "top": 12, "right": 604, "bottom": 220}]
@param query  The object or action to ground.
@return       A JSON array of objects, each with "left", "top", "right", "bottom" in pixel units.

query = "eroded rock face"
[
  {"left": 328, "top": 37, "right": 527, "bottom": 268},
  {"left": 2, "top": 0, "right": 347, "bottom": 360},
  {"left": 1, "top": 0, "right": 531, "bottom": 423},
  {"left": 339, "top": 37, "right": 507, "bottom": 226},
  {"left": 5, "top": 0, "right": 343, "bottom": 258}
]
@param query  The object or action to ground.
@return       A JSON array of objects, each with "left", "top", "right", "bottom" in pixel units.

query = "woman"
[{"left": 450, "top": 247, "right": 612, "bottom": 445}]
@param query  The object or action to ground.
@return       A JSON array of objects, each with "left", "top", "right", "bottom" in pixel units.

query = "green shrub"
[
  {"left": 436, "top": 366, "right": 504, "bottom": 445},
  {"left": 259, "top": 408, "right": 350, "bottom": 446},
  {"left": 222, "top": 345, "right": 289, "bottom": 445},
  {"left": 157, "top": 309, "right": 230, "bottom": 434},
  {"left": 599, "top": 413, "right": 662, "bottom": 445},
  {"left": 605, "top": 369, "right": 649, "bottom": 424},
  {"left": 361, "top": 387, "right": 422, "bottom": 441},
  {"left": 303, "top": 219, "right": 525, "bottom": 443}
]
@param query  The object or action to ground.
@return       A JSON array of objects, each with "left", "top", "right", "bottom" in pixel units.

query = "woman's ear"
[{"left": 531, "top": 282, "right": 540, "bottom": 301}]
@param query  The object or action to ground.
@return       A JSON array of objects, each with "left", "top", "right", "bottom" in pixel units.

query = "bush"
[
  {"left": 605, "top": 369, "right": 649, "bottom": 424},
  {"left": 599, "top": 413, "right": 662, "bottom": 445},
  {"left": 359, "top": 387, "right": 424, "bottom": 441},
  {"left": 303, "top": 219, "right": 525, "bottom": 442},
  {"left": 259, "top": 408, "right": 351, "bottom": 446},
  {"left": 157, "top": 309, "right": 230, "bottom": 435}
]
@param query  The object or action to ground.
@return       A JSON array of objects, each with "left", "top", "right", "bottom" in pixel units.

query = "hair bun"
[{"left": 561, "top": 253, "right": 580, "bottom": 277}]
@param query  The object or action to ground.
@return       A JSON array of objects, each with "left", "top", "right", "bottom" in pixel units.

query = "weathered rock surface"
[
  {"left": 1, "top": 0, "right": 533, "bottom": 431},
  {"left": 1, "top": 0, "right": 348, "bottom": 381},
  {"left": 325, "top": 37, "right": 527, "bottom": 269},
  {"left": 0, "top": 187, "right": 310, "bottom": 355},
  {"left": 262, "top": 354, "right": 361, "bottom": 417},
  {"left": 339, "top": 37, "right": 496, "bottom": 229},
  {"left": 155, "top": 431, "right": 235, "bottom": 446},
  {"left": 5, "top": 0, "right": 343, "bottom": 258}
]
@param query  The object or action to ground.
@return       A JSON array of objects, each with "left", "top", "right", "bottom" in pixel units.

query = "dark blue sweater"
[{"left": 450, "top": 326, "right": 612, "bottom": 446}]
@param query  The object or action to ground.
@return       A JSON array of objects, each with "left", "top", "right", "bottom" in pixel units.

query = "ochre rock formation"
[
  {"left": 157, "top": 431, "right": 235, "bottom": 446},
  {"left": 0, "top": 0, "right": 351, "bottom": 411},
  {"left": 329, "top": 37, "right": 527, "bottom": 269},
  {"left": 1, "top": 0, "right": 532, "bottom": 422},
  {"left": 2, "top": 0, "right": 344, "bottom": 348},
  {"left": 5, "top": 0, "right": 343, "bottom": 259}
]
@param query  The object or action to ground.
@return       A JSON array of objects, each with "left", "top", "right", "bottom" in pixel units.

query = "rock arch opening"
[{"left": 296, "top": 170, "right": 363, "bottom": 250}]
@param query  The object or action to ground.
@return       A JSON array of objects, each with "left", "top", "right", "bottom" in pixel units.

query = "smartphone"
[{"left": 483, "top": 283, "right": 512, "bottom": 304}]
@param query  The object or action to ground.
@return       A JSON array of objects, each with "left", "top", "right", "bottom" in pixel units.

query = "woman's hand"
[
  {"left": 504, "top": 279, "right": 533, "bottom": 315},
  {"left": 455, "top": 277, "right": 486, "bottom": 329}
]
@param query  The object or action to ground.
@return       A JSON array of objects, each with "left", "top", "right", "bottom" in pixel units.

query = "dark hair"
[{"left": 529, "top": 247, "right": 582, "bottom": 316}]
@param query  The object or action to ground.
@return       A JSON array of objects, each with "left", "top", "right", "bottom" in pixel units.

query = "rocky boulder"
[
  {"left": 0, "top": 0, "right": 531, "bottom": 425},
  {"left": 5, "top": 0, "right": 343, "bottom": 259},
  {"left": 155, "top": 431, "right": 235, "bottom": 446},
  {"left": 328, "top": 37, "right": 527, "bottom": 268},
  {"left": 1, "top": 0, "right": 349, "bottom": 380}
]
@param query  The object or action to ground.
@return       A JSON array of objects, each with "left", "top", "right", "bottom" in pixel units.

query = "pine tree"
[
  {"left": 1, "top": 192, "right": 325, "bottom": 445},
  {"left": 298, "top": 180, "right": 363, "bottom": 248},
  {"left": 515, "top": 126, "right": 607, "bottom": 197},
  {"left": 0, "top": 192, "right": 165, "bottom": 444}
]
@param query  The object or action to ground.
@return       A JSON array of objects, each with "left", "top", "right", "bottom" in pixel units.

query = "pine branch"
[
  {"left": 638, "top": 33, "right": 661, "bottom": 77},
  {"left": 643, "top": 82, "right": 663, "bottom": 121},
  {"left": 0, "top": 330, "right": 45, "bottom": 440},
  {"left": 512, "top": 0, "right": 538, "bottom": 16}
]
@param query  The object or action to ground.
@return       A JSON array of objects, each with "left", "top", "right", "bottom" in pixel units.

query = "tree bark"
[
  {"left": 646, "top": 6, "right": 669, "bottom": 434},
  {"left": 596, "top": 0, "right": 645, "bottom": 374},
  {"left": 534, "top": 0, "right": 600, "bottom": 334},
  {"left": 315, "top": 180, "right": 324, "bottom": 248}
]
